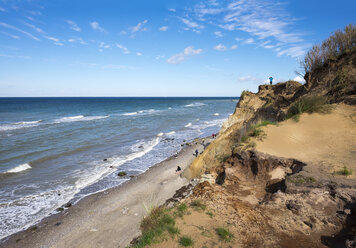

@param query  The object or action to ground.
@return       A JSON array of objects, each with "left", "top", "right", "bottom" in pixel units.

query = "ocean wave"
[
  {"left": 53, "top": 115, "right": 109, "bottom": 123},
  {"left": 214, "top": 113, "right": 220, "bottom": 116},
  {"left": 3, "top": 163, "right": 32, "bottom": 174},
  {"left": 165, "top": 131, "right": 176, "bottom": 135},
  {"left": 157, "top": 132, "right": 164, "bottom": 137},
  {"left": 0, "top": 120, "right": 42, "bottom": 132},
  {"left": 185, "top": 123, "right": 192, "bottom": 128},
  {"left": 185, "top": 102, "right": 206, "bottom": 107},
  {"left": 122, "top": 109, "right": 161, "bottom": 117}
]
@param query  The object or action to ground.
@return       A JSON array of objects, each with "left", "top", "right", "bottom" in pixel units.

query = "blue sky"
[{"left": 0, "top": 0, "right": 355, "bottom": 97}]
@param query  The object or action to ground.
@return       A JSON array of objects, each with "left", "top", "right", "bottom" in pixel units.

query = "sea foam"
[{"left": 4, "top": 163, "right": 32, "bottom": 174}]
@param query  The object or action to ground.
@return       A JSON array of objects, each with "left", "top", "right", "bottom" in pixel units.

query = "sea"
[{"left": 0, "top": 97, "right": 238, "bottom": 239}]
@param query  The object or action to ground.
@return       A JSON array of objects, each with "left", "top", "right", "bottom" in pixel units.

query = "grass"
[
  {"left": 286, "top": 96, "right": 331, "bottom": 121},
  {"left": 238, "top": 120, "right": 276, "bottom": 146},
  {"left": 215, "top": 227, "right": 234, "bottom": 242},
  {"left": 216, "top": 154, "right": 230, "bottom": 163},
  {"left": 132, "top": 207, "right": 179, "bottom": 248},
  {"left": 206, "top": 211, "right": 214, "bottom": 218},
  {"left": 337, "top": 166, "right": 352, "bottom": 176},
  {"left": 190, "top": 199, "right": 206, "bottom": 211},
  {"left": 179, "top": 236, "right": 194, "bottom": 247}
]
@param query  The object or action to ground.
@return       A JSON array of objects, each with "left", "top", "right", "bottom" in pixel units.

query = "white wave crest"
[
  {"left": 54, "top": 115, "right": 108, "bottom": 123},
  {"left": 185, "top": 123, "right": 192, "bottom": 128},
  {"left": 4, "top": 163, "right": 32, "bottom": 174},
  {"left": 122, "top": 112, "right": 138, "bottom": 116},
  {"left": 165, "top": 131, "right": 176, "bottom": 135},
  {"left": 214, "top": 113, "right": 220, "bottom": 116},
  {"left": 157, "top": 132, "right": 164, "bottom": 137},
  {"left": 185, "top": 102, "right": 206, "bottom": 107},
  {"left": 0, "top": 121, "right": 42, "bottom": 132}
]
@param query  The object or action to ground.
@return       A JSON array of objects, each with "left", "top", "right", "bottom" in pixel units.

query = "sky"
[{"left": 0, "top": 0, "right": 355, "bottom": 97}]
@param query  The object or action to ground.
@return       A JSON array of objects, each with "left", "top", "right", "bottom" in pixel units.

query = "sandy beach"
[{"left": 0, "top": 139, "right": 210, "bottom": 248}]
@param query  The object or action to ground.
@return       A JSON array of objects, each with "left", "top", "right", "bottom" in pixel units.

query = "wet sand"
[{"left": 0, "top": 139, "right": 210, "bottom": 248}]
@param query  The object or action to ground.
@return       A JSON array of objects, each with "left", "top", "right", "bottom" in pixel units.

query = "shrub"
[
  {"left": 179, "top": 236, "right": 194, "bottom": 246},
  {"left": 215, "top": 227, "right": 234, "bottom": 242},
  {"left": 302, "top": 24, "right": 356, "bottom": 75},
  {"left": 133, "top": 207, "right": 179, "bottom": 248},
  {"left": 190, "top": 199, "right": 206, "bottom": 211},
  {"left": 337, "top": 166, "right": 352, "bottom": 176},
  {"left": 286, "top": 96, "right": 331, "bottom": 121}
]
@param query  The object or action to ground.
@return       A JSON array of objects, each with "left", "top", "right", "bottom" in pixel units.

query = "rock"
[
  {"left": 181, "top": 144, "right": 184, "bottom": 147},
  {"left": 118, "top": 171, "right": 127, "bottom": 177},
  {"left": 138, "top": 145, "right": 143, "bottom": 149},
  {"left": 216, "top": 171, "right": 226, "bottom": 185},
  {"left": 54, "top": 222, "right": 61, "bottom": 226},
  {"left": 109, "top": 166, "right": 113, "bottom": 168},
  {"left": 286, "top": 200, "right": 301, "bottom": 212},
  {"left": 64, "top": 203, "right": 72, "bottom": 208},
  {"left": 103, "top": 158, "right": 108, "bottom": 162},
  {"left": 303, "top": 221, "right": 313, "bottom": 228}
]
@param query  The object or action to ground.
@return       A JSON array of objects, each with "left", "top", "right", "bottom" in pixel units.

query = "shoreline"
[{"left": 0, "top": 137, "right": 212, "bottom": 248}]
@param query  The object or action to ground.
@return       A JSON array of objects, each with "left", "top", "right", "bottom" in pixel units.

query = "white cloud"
[
  {"left": 244, "top": 38, "right": 254, "bottom": 44},
  {"left": 168, "top": 8, "right": 176, "bottom": 12},
  {"left": 99, "top": 42, "right": 110, "bottom": 49},
  {"left": 66, "top": 20, "right": 81, "bottom": 32},
  {"left": 277, "top": 45, "right": 308, "bottom": 58},
  {"left": 1, "top": 31, "right": 20, "bottom": 39},
  {"left": 214, "top": 31, "right": 223, "bottom": 37},
  {"left": 0, "top": 54, "right": 31, "bottom": 59},
  {"left": 237, "top": 75, "right": 262, "bottom": 84},
  {"left": 159, "top": 26, "right": 168, "bottom": 31},
  {"left": 136, "top": 52, "right": 142, "bottom": 56},
  {"left": 45, "top": 36, "right": 59, "bottom": 42},
  {"left": 180, "top": 18, "right": 204, "bottom": 32},
  {"left": 116, "top": 43, "right": 129, "bottom": 54},
  {"left": 54, "top": 42, "right": 64, "bottom": 46},
  {"left": 167, "top": 46, "right": 202, "bottom": 64},
  {"left": 293, "top": 76, "right": 306, "bottom": 83},
  {"left": 90, "top": 22, "right": 106, "bottom": 32},
  {"left": 24, "top": 22, "right": 44, "bottom": 33},
  {"left": 68, "top": 38, "right": 87, "bottom": 45},
  {"left": 0, "top": 22, "right": 40, "bottom": 41},
  {"left": 230, "top": 45, "right": 238, "bottom": 50},
  {"left": 0, "top": 7, "right": 6, "bottom": 12},
  {"left": 156, "top": 55, "right": 165, "bottom": 60},
  {"left": 130, "top": 20, "right": 148, "bottom": 33},
  {"left": 214, "top": 43, "right": 227, "bottom": 51}
]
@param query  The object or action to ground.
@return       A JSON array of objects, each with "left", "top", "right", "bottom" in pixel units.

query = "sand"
[
  {"left": 254, "top": 104, "right": 356, "bottom": 177},
  {"left": 0, "top": 140, "right": 209, "bottom": 248}
]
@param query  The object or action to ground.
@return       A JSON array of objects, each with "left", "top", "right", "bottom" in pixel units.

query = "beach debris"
[
  {"left": 118, "top": 171, "right": 127, "bottom": 177},
  {"left": 138, "top": 145, "right": 144, "bottom": 149},
  {"left": 56, "top": 207, "right": 64, "bottom": 212},
  {"left": 64, "top": 202, "right": 72, "bottom": 208},
  {"left": 103, "top": 158, "right": 108, "bottom": 162}
]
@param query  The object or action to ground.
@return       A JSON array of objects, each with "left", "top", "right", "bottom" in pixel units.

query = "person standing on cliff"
[{"left": 269, "top": 76, "right": 273, "bottom": 85}]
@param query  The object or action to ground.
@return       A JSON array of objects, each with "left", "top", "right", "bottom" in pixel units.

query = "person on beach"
[
  {"left": 176, "top": 166, "right": 182, "bottom": 173},
  {"left": 195, "top": 149, "right": 199, "bottom": 157},
  {"left": 269, "top": 76, "right": 273, "bottom": 85}
]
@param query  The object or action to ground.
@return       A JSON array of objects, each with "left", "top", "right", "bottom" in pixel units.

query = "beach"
[{"left": 1, "top": 139, "right": 209, "bottom": 248}]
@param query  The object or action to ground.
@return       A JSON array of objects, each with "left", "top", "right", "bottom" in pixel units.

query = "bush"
[
  {"left": 286, "top": 96, "right": 330, "bottom": 121},
  {"left": 190, "top": 199, "right": 206, "bottom": 211},
  {"left": 179, "top": 236, "right": 194, "bottom": 246},
  {"left": 215, "top": 227, "right": 234, "bottom": 242},
  {"left": 337, "top": 166, "right": 352, "bottom": 176},
  {"left": 302, "top": 24, "right": 356, "bottom": 75},
  {"left": 133, "top": 207, "right": 179, "bottom": 248}
]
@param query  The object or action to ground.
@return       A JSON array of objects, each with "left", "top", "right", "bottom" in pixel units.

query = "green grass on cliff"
[
  {"left": 286, "top": 96, "right": 331, "bottom": 121},
  {"left": 239, "top": 120, "right": 276, "bottom": 145},
  {"left": 337, "top": 166, "right": 352, "bottom": 176}
]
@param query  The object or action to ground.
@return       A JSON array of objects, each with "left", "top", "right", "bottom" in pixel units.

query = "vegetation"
[
  {"left": 216, "top": 154, "right": 230, "bottom": 163},
  {"left": 118, "top": 171, "right": 127, "bottom": 177},
  {"left": 240, "top": 90, "right": 250, "bottom": 98},
  {"left": 337, "top": 166, "right": 352, "bottom": 176},
  {"left": 175, "top": 203, "right": 188, "bottom": 217},
  {"left": 286, "top": 96, "right": 331, "bottom": 121},
  {"left": 179, "top": 236, "right": 194, "bottom": 247},
  {"left": 215, "top": 227, "right": 234, "bottom": 242},
  {"left": 302, "top": 24, "right": 356, "bottom": 76},
  {"left": 190, "top": 199, "right": 206, "bottom": 211},
  {"left": 132, "top": 207, "right": 179, "bottom": 248},
  {"left": 239, "top": 120, "right": 276, "bottom": 145}
]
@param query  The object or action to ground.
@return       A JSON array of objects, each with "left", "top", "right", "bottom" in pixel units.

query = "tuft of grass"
[
  {"left": 239, "top": 120, "right": 275, "bottom": 145},
  {"left": 286, "top": 96, "right": 331, "bottom": 121},
  {"left": 132, "top": 207, "right": 179, "bottom": 248},
  {"left": 179, "top": 236, "right": 194, "bottom": 247},
  {"left": 337, "top": 166, "right": 352, "bottom": 176},
  {"left": 190, "top": 199, "right": 206, "bottom": 211},
  {"left": 206, "top": 211, "right": 214, "bottom": 218},
  {"left": 215, "top": 227, "right": 234, "bottom": 242},
  {"left": 175, "top": 203, "right": 188, "bottom": 218},
  {"left": 216, "top": 154, "right": 230, "bottom": 163}
]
